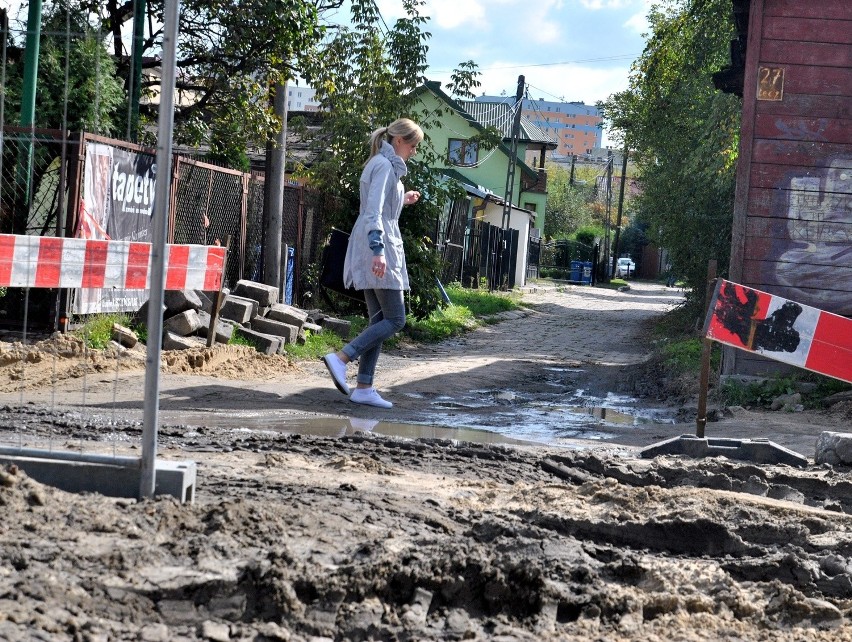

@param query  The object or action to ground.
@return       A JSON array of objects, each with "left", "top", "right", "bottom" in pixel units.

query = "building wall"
[
  {"left": 477, "top": 95, "right": 603, "bottom": 160},
  {"left": 418, "top": 90, "right": 547, "bottom": 229},
  {"left": 286, "top": 85, "right": 319, "bottom": 112},
  {"left": 726, "top": 0, "right": 852, "bottom": 376}
]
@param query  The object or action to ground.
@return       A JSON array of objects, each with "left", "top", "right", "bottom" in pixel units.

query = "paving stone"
[
  {"left": 162, "top": 332, "right": 205, "bottom": 351},
  {"left": 111, "top": 323, "right": 138, "bottom": 348},
  {"left": 320, "top": 316, "right": 351, "bottom": 340},
  {"left": 196, "top": 311, "right": 235, "bottom": 344},
  {"left": 233, "top": 279, "right": 279, "bottom": 307},
  {"left": 163, "top": 289, "right": 203, "bottom": 315},
  {"left": 815, "top": 431, "right": 852, "bottom": 466},
  {"left": 234, "top": 327, "right": 281, "bottom": 355},
  {"left": 251, "top": 316, "right": 299, "bottom": 344},
  {"left": 163, "top": 309, "right": 203, "bottom": 336},
  {"left": 267, "top": 303, "right": 308, "bottom": 328},
  {"left": 219, "top": 295, "right": 257, "bottom": 324}
]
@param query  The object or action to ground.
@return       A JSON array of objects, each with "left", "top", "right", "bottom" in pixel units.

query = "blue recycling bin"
[
  {"left": 570, "top": 260, "right": 583, "bottom": 283},
  {"left": 284, "top": 246, "right": 295, "bottom": 304},
  {"left": 581, "top": 261, "right": 593, "bottom": 285}
]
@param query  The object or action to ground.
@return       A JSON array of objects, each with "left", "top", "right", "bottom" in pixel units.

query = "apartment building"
[
  {"left": 475, "top": 94, "right": 603, "bottom": 164},
  {"left": 286, "top": 85, "right": 320, "bottom": 112}
]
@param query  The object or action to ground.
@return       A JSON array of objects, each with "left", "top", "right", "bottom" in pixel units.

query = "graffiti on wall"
[{"left": 769, "top": 156, "right": 852, "bottom": 314}]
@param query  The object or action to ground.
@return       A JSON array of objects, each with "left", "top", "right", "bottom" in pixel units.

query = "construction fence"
[
  {"left": 0, "top": 128, "right": 335, "bottom": 328},
  {"left": 1, "top": 128, "right": 544, "bottom": 330}
]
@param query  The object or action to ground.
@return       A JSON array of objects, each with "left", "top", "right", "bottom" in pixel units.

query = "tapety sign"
[
  {"left": 75, "top": 142, "right": 158, "bottom": 313},
  {"left": 704, "top": 279, "right": 851, "bottom": 383}
]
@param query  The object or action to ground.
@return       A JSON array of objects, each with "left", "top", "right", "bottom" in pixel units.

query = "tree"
[
  {"left": 299, "top": 0, "right": 485, "bottom": 318},
  {"left": 3, "top": 5, "right": 123, "bottom": 134},
  {"left": 543, "top": 162, "right": 596, "bottom": 239},
  {"left": 599, "top": 0, "right": 740, "bottom": 307}
]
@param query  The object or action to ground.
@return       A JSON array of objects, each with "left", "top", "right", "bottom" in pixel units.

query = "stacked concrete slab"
[{"left": 129, "top": 279, "right": 352, "bottom": 355}]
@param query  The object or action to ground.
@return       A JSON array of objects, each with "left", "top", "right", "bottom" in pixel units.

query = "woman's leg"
[{"left": 340, "top": 289, "right": 406, "bottom": 387}]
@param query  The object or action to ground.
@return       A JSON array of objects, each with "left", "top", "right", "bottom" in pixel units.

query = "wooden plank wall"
[{"left": 727, "top": 0, "right": 851, "bottom": 377}]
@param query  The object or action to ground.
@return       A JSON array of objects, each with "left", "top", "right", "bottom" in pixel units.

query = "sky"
[
  {"left": 6, "top": 0, "right": 658, "bottom": 143},
  {"left": 326, "top": 0, "right": 657, "bottom": 107}
]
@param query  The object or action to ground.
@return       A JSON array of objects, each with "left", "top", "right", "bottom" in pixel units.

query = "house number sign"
[{"left": 757, "top": 66, "right": 784, "bottom": 101}]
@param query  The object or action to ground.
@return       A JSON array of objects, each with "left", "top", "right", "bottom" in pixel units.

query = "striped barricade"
[
  {"left": 0, "top": 234, "right": 226, "bottom": 292},
  {"left": 704, "top": 279, "right": 851, "bottom": 384}
]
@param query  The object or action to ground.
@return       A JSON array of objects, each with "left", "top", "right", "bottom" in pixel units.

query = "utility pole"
[
  {"left": 15, "top": 0, "right": 43, "bottom": 226},
  {"left": 603, "top": 149, "right": 613, "bottom": 280},
  {"left": 263, "top": 80, "right": 287, "bottom": 298},
  {"left": 610, "top": 143, "right": 629, "bottom": 279},
  {"left": 128, "top": 0, "right": 146, "bottom": 142},
  {"left": 501, "top": 74, "right": 524, "bottom": 231},
  {"left": 568, "top": 154, "right": 575, "bottom": 186}
]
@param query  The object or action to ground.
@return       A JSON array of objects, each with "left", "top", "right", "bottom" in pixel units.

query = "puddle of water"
[
  {"left": 162, "top": 410, "right": 535, "bottom": 446},
  {"left": 160, "top": 388, "right": 678, "bottom": 450}
]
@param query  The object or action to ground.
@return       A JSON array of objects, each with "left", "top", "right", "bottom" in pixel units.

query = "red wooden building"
[{"left": 714, "top": 0, "right": 851, "bottom": 377}]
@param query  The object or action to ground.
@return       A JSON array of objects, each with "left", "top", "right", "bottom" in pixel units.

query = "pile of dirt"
[
  {"left": 0, "top": 334, "right": 298, "bottom": 393},
  {"left": 1, "top": 433, "right": 851, "bottom": 641}
]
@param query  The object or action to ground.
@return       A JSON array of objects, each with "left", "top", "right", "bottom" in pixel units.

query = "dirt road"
[{"left": 1, "top": 281, "right": 851, "bottom": 641}]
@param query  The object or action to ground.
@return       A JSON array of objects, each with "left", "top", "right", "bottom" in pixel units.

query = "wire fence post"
[{"left": 140, "top": 0, "right": 181, "bottom": 499}]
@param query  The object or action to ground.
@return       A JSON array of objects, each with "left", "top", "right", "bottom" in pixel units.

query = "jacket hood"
[{"left": 379, "top": 141, "right": 408, "bottom": 179}]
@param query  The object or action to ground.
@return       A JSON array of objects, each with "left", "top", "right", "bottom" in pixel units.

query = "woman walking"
[{"left": 322, "top": 118, "right": 424, "bottom": 408}]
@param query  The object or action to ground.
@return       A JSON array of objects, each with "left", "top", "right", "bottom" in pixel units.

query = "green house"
[
  {"left": 413, "top": 81, "right": 556, "bottom": 286},
  {"left": 414, "top": 82, "right": 555, "bottom": 230}
]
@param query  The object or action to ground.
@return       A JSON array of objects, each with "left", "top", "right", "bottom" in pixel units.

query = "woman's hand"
[
  {"left": 403, "top": 190, "right": 421, "bottom": 206},
  {"left": 371, "top": 255, "right": 387, "bottom": 278}
]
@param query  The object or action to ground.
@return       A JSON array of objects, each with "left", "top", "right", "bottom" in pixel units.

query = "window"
[{"left": 448, "top": 139, "right": 478, "bottom": 166}]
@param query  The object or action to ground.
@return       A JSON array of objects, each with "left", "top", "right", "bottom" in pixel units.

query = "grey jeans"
[{"left": 341, "top": 288, "right": 406, "bottom": 386}]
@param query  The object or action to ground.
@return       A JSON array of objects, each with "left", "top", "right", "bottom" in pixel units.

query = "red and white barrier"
[
  {"left": 704, "top": 279, "right": 851, "bottom": 384},
  {"left": 0, "top": 234, "right": 226, "bottom": 292}
]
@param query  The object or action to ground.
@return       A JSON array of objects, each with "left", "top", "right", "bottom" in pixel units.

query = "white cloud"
[
  {"left": 519, "top": 0, "right": 564, "bottom": 44},
  {"left": 417, "top": 0, "right": 488, "bottom": 30},
  {"left": 579, "top": 0, "right": 633, "bottom": 9},
  {"left": 625, "top": 0, "right": 662, "bottom": 34}
]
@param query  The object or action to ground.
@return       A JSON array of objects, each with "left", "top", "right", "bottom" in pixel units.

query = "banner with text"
[{"left": 75, "top": 142, "right": 158, "bottom": 314}]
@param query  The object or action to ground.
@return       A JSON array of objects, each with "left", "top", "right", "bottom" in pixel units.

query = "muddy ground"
[{"left": 1, "top": 282, "right": 851, "bottom": 641}]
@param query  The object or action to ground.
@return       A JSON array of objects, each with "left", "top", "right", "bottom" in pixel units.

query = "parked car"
[{"left": 615, "top": 257, "right": 636, "bottom": 278}]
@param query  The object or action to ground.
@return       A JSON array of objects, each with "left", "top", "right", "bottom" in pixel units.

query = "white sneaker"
[
  {"left": 350, "top": 388, "right": 393, "bottom": 408},
  {"left": 322, "top": 353, "right": 350, "bottom": 395}
]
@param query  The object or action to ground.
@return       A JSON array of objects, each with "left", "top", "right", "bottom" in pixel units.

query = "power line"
[{"left": 430, "top": 54, "right": 638, "bottom": 74}]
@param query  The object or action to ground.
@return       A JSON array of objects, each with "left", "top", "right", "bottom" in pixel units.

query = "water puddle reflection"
[{"left": 163, "top": 388, "right": 678, "bottom": 449}]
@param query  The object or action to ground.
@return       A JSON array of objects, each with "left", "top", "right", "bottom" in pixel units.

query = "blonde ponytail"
[{"left": 367, "top": 118, "right": 424, "bottom": 160}]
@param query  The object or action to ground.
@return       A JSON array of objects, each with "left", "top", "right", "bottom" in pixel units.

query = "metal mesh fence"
[
  {"left": 172, "top": 158, "right": 246, "bottom": 289},
  {"left": 0, "top": 127, "right": 70, "bottom": 237}
]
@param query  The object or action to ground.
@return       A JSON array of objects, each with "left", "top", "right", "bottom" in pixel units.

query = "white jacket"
[{"left": 343, "top": 141, "right": 410, "bottom": 291}]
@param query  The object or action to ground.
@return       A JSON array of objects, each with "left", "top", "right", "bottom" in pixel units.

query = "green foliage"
[
  {"left": 599, "top": 0, "right": 740, "bottom": 305},
  {"left": 720, "top": 376, "right": 796, "bottom": 409},
  {"left": 229, "top": 328, "right": 257, "bottom": 348},
  {"left": 659, "top": 338, "right": 720, "bottom": 375},
  {"left": 4, "top": 7, "right": 124, "bottom": 136},
  {"left": 444, "top": 284, "right": 519, "bottom": 317},
  {"left": 721, "top": 374, "right": 851, "bottom": 410},
  {"left": 575, "top": 226, "right": 602, "bottom": 246},
  {"left": 404, "top": 285, "right": 519, "bottom": 342},
  {"left": 544, "top": 163, "right": 597, "bottom": 238},
  {"left": 299, "top": 0, "right": 481, "bottom": 320},
  {"left": 73, "top": 313, "right": 131, "bottom": 349}
]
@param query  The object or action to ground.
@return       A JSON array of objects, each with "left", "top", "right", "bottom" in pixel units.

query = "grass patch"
[
  {"left": 720, "top": 373, "right": 851, "bottom": 410},
  {"left": 281, "top": 315, "right": 367, "bottom": 360},
  {"left": 405, "top": 285, "right": 521, "bottom": 342},
  {"left": 445, "top": 284, "right": 520, "bottom": 316},
  {"left": 73, "top": 313, "right": 133, "bottom": 349},
  {"left": 659, "top": 338, "right": 721, "bottom": 375}
]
